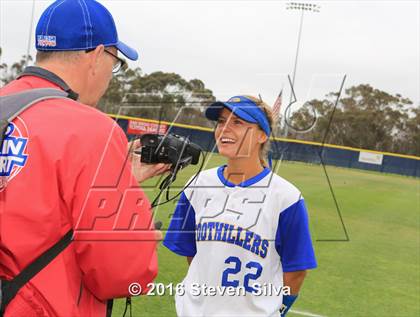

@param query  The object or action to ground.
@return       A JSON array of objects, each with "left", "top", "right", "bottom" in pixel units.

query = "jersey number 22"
[{"left": 221, "top": 256, "right": 262, "bottom": 293}]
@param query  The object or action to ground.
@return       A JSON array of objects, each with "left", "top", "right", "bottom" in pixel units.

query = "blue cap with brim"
[
  {"left": 205, "top": 95, "right": 271, "bottom": 136},
  {"left": 115, "top": 41, "right": 138, "bottom": 61},
  {"left": 35, "top": 0, "right": 139, "bottom": 61}
]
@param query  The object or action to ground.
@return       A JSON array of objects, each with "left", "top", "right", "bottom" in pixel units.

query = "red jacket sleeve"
[{"left": 60, "top": 114, "right": 158, "bottom": 300}]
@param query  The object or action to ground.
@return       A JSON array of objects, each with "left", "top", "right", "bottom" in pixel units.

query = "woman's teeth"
[{"left": 221, "top": 137, "right": 236, "bottom": 144}]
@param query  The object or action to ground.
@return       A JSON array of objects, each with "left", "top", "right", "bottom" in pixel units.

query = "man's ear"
[{"left": 88, "top": 45, "right": 105, "bottom": 75}]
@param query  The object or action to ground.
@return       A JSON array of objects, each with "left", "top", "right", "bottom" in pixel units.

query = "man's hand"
[
  {"left": 154, "top": 221, "right": 163, "bottom": 241},
  {"left": 128, "top": 139, "right": 171, "bottom": 183}
]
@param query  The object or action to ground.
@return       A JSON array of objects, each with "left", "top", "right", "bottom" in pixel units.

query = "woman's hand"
[{"left": 128, "top": 139, "right": 171, "bottom": 183}]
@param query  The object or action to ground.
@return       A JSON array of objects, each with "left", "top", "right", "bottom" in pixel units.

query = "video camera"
[{"left": 137, "top": 133, "right": 201, "bottom": 170}]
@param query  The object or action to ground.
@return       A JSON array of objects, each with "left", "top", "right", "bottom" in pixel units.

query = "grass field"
[{"left": 112, "top": 154, "right": 420, "bottom": 317}]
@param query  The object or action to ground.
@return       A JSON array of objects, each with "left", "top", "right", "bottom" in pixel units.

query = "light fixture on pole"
[{"left": 283, "top": 2, "right": 320, "bottom": 137}]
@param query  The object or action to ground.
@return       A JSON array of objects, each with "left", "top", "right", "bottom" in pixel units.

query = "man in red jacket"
[{"left": 0, "top": 0, "right": 169, "bottom": 316}]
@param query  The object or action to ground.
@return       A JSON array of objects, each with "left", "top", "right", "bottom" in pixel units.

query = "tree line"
[
  {"left": 1, "top": 49, "right": 418, "bottom": 156},
  {"left": 287, "top": 84, "right": 419, "bottom": 156}
]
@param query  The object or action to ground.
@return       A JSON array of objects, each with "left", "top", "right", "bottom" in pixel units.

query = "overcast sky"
[{"left": 1, "top": 0, "right": 419, "bottom": 108}]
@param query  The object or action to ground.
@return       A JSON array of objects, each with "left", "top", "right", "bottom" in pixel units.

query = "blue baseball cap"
[
  {"left": 35, "top": 0, "right": 138, "bottom": 61},
  {"left": 205, "top": 95, "right": 271, "bottom": 136}
]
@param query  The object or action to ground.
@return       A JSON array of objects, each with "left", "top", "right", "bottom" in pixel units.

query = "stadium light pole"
[
  {"left": 283, "top": 2, "right": 320, "bottom": 137},
  {"left": 25, "top": 0, "right": 36, "bottom": 67}
]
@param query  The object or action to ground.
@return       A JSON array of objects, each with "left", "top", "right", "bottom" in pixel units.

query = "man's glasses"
[
  {"left": 104, "top": 49, "right": 127, "bottom": 74},
  {"left": 85, "top": 48, "right": 127, "bottom": 73}
]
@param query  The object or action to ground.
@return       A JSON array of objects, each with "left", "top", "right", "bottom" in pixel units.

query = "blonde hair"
[{"left": 243, "top": 95, "right": 275, "bottom": 167}]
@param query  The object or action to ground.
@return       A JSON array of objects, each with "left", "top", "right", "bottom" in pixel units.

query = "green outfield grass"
[{"left": 112, "top": 154, "right": 420, "bottom": 317}]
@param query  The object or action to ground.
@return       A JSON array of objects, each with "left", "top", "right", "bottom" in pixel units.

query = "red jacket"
[{"left": 0, "top": 73, "right": 158, "bottom": 316}]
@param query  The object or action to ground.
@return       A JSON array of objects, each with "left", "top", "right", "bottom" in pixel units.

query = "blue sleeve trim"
[
  {"left": 275, "top": 199, "right": 317, "bottom": 272},
  {"left": 163, "top": 192, "right": 197, "bottom": 257},
  {"left": 162, "top": 240, "right": 196, "bottom": 257},
  {"left": 282, "top": 262, "right": 317, "bottom": 272}
]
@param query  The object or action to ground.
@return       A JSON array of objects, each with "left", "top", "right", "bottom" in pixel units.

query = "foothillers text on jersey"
[{"left": 196, "top": 221, "right": 269, "bottom": 258}]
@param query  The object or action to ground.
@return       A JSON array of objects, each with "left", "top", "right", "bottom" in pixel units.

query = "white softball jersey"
[{"left": 163, "top": 166, "right": 317, "bottom": 317}]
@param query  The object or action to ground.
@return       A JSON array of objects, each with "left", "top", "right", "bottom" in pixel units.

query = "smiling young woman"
[
  {"left": 163, "top": 95, "right": 317, "bottom": 317},
  {"left": 214, "top": 95, "right": 274, "bottom": 185}
]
